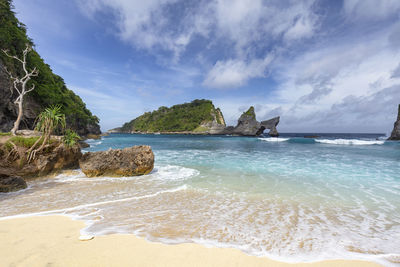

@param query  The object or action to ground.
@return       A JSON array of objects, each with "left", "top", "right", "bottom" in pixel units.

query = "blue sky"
[{"left": 13, "top": 0, "right": 400, "bottom": 133}]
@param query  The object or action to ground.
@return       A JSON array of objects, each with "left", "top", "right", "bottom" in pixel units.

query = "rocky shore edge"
[{"left": 0, "top": 132, "right": 154, "bottom": 192}]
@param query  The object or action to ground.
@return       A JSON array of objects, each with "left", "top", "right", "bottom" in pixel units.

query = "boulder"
[
  {"left": 388, "top": 105, "right": 400, "bottom": 140},
  {"left": 79, "top": 145, "right": 154, "bottom": 177},
  {"left": 0, "top": 174, "right": 27, "bottom": 193},
  {"left": 0, "top": 141, "right": 82, "bottom": 178}
]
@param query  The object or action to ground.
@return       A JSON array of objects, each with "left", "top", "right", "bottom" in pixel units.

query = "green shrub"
[
  {"left": 6, "top": 136, "right": 41, "bottom": 148},
  {"left": 63, "top": 129, "right": 81, "bottom": 147},
  {"left": 0, "top": 132, "right": 11, "bottom": 136}
]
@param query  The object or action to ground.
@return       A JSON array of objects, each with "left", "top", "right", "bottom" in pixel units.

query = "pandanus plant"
[{"left": 27, "top": 105, "right": 66, "bottom": 161}]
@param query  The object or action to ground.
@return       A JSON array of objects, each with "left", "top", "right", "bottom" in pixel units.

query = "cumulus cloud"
[
  {"left": 203, "top": 55, "right": 273, "bottom": 88},
  {"left": 76, "top": 0, "right": 320, "bottom": 81},
  {"left": 71, "top": 0, "right": 399, "bottom": 132}
]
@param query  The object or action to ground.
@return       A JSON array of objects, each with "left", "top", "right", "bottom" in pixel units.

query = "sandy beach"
[{"left": 0, "top": 215, "right": 381, "bottom": 267}]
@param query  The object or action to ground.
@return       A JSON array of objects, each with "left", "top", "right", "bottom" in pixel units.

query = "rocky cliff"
[
  {"left": 388, "top": 104, "right": 400, "bottom": 140},
  {"left": 0, "top": 1, "right": 100, "bottom": 136}
]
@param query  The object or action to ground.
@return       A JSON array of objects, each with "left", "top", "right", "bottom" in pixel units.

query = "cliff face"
[
  {"left": 389, "top": 105, "right": 400, "bottom": 140},
  {"left": 0, "top": 1, "right": 100, "bottom": 136}
]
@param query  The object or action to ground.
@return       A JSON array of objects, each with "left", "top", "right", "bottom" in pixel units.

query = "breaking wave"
[{"left": 315, "top": 139, "right": 385, "bottom": 145}]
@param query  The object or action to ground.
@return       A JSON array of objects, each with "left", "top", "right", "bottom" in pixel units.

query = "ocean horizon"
[{"left": 1, "top": 133, "right": 399, "bottom": 266}]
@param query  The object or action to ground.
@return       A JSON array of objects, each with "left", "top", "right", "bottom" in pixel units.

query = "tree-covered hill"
[
  {"left": 0, "top": 0, "right": 100, "bottom": 135},
  {"left": 119, "top": 99, "right": 226, "bottom": 133}
]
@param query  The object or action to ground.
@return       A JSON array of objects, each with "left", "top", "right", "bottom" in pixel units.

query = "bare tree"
[{"left": 2, "top": 44, "right": 39, "bottom": 135}]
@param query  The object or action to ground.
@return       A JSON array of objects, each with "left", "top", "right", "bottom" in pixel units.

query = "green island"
[{"left": 118, "top": 99, "right": 225, "bottom": 133}]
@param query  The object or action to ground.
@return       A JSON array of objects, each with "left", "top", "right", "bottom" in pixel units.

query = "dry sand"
[{"left": 0, "top": 215, "right": 381, "bottom": 267}]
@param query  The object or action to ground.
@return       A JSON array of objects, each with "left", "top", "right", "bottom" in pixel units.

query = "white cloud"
[
  {"left": 203, "top": 55, "right": 273, "bottom": 88},
  {"left": 76, "top": 0, "right": 320, "bottom": 84},
  {"left": 343, "top": 0, "right": 400, "bottom": 20},
  {"left": 263, "top": 27, "right": 400, "bottom": 132}
]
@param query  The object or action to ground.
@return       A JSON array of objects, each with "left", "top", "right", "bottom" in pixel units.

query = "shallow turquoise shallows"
[{"left": 1, "top": 133, "right": 399, "bottom": 266}]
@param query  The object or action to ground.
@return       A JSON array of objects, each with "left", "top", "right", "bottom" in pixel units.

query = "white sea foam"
[
  {"left": 258, "top": 137, "right": 290, "bottom": 142},
  {"left": 0, "top": 184, "right": 188, "bottom": 221},
  {"left": 151, "top": 165, "right": 200, "bottom": 181},
  {"left": 315, "top": 139, "right": 385, "bottom": 145}
]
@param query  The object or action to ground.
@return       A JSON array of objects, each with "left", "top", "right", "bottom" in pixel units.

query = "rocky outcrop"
[
  {"left": 79, "top": 145, "right": 154, "bottom": 177},
  {"left": 260, "top": 117, "right": 280, "bottom": 137},
  {"left": 389, "top": 105, "right": 400, "bottom": 140},
  {"left": 219, "top": 107, "right": 280, "bottom": 136},
  {"left": 0, "top": 142, "right": 82, "bottom": 178},
  {"left": 0, "top": 174, "right": 27, "bottom": 193},
  {"left": 199, "top": 108, "right": 226, "bottom": 134}
]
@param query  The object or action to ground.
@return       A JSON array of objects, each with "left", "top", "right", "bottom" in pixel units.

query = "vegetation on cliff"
[
  {"left": 120, "top": 99, "right": 224, "bottom": 132},
  {"left": 0, "top": 0, "right": 99, "bottom": 134},
  {"left": 243, "top": 106, "right": 256, "bottom": 119}
]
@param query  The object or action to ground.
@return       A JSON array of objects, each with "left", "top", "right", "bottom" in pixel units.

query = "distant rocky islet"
[{"left": 111, "top": 99, "right": 280, "bottom": 137}]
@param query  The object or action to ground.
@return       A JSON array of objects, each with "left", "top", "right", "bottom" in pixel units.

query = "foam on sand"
[
  {"left": 315, "top": 139, "right": 385, "bottom": 145},
  {"left": 0, "top": 215, "right": 381, "bottom": 267}
]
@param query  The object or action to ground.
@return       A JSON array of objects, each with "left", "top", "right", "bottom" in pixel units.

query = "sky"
[{"left": 12, "top": 0, "right": 400, "bottom": 133}]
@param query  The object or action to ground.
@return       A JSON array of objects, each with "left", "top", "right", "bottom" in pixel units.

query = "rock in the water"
[
  {"left": 389, "top": 105, "right": 400, "bottom": 140},
  {"left": 220, "top": 107, "right": 280, "bottom": 137},
  {"left": 260, "top": 117, "right": 280, "bottom": 137},
  {"left": 232, "top": 107, "right": 261, "bottom": 136},
  {"left": 79, "top": 145, "right": 154, "bottom": 177},
  {"left": 0, "top": 174, "right": 27, "bottom": 193}
]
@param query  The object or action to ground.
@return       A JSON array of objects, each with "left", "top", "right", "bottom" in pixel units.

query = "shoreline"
[{"left": 0, "top": 215, "right": 382, "bottom": 267}]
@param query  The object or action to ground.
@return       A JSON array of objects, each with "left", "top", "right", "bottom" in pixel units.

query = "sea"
[{"left": 1, "top": 133, "right": 399, "bottom": 266}]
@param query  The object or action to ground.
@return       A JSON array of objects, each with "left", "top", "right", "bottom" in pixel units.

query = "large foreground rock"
[
  {"left": 0, "top": 174, "right": 27, "bottom": 193},
  {"left": 0, "top": 142, "right": 82, "bottom": 178},
  {"left": 389, "top": 104, "right": 400, "bottom": 140},
  {"left": 79, "top": 145, "right": 154, "bottom": 177}
]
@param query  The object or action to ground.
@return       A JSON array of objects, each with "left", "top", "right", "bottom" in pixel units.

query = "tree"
[
  {"left": 2, "top": 44, "right": 38, "bottom": 135},
  {"left": 27, "top": 105, "right": 65, "bottom": 162}
]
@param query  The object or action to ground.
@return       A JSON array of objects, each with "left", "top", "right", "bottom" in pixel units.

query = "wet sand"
[{"left": 0, "top": 215, "right": 381, "bottom": 267}]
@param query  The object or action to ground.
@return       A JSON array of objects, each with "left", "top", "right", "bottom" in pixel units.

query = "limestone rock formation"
[
  {"left": 0, "top": 174, "right": 27, "bottom": 193},
  {"left": 79, "top": 145, "right": 154, "bottom": 177},
  {"left": 389, "top": 105, "right": 400, "bottom": 140},
  {"left": 260, "top": 117, "right": 280, "bottom": 137},
  {"left": 0, "top": 142, "right": 82, "bottom": 178},
  {"left": 221, "top": 107, "right": 280, "bottom": 137},
  {"left": 199, "top": 108, "right": 226, "bottom": 134}
]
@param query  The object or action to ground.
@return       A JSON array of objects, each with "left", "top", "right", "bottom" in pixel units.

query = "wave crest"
[
  {"left": 258, "top": 137, "right": 290, "bottom": 142},
  {"left": 315, "top": 139, "right": 385, "bottom": 145}
]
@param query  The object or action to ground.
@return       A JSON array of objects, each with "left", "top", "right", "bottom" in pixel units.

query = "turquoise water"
[{"left": 1, "top": 133, "right": 400, "bottom": 265}]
